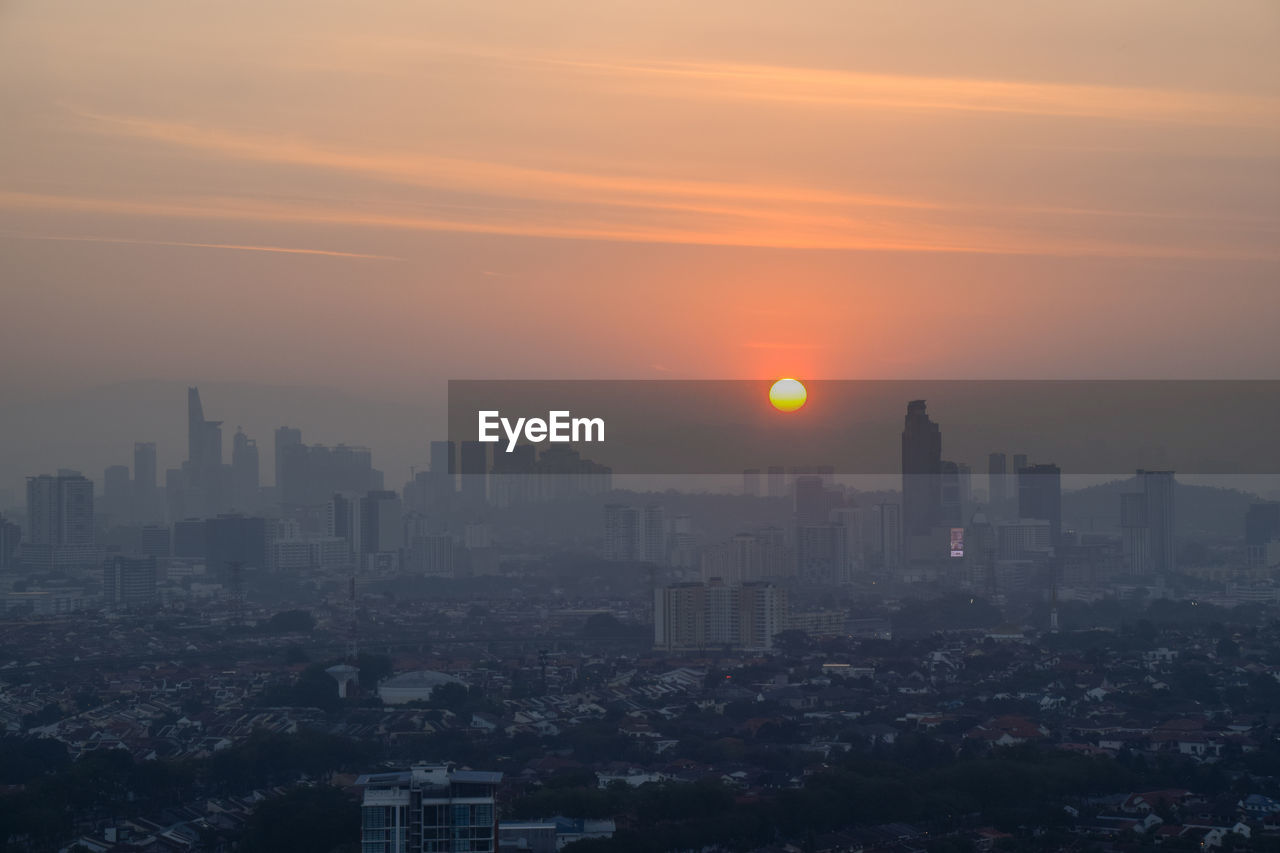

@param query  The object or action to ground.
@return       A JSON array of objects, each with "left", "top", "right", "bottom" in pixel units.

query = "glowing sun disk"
[{"left": 769, "top": 378, "right": 807, "bottom": 412}]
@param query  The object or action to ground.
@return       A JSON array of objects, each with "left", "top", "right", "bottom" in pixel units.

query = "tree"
[
  {"left": 266, "top": 610, "right": 315, "bottom": 633},
  {"left": 237, "top": 785, "right": 359, "bottom": 853}
]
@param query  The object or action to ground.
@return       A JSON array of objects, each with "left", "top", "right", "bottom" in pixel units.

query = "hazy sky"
[{"left": 2, "top": 1, "right": 1278, "bottom": 398}]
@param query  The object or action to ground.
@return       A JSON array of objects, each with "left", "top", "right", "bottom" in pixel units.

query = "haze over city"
[{"left": 2, "top": 4, "right": 1280, "bottom": 853}]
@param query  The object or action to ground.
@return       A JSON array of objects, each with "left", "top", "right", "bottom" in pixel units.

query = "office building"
[
  {"left": 357, "top": 763, "right": 501, "bottom": 853},
  {"left": 602, "top": 503, "right": 666, "bottom": 563},
  {"left": 1246, "top": 502, "right": 1280, "bottom": 568},
  {"left": 865, "top": 502, "right": 902, "bottom": 572},
  {"left": 996, "top": 519, "right": 1053, "bottom": 561},
  {"left": 103, "top": 556, "right": 158, "bottom": 609},
  {"left": 133, "top": 441, "right": 159, "bottom": 522},
  {"left": 205, "top": 514, "right": 268, "bottom": 580},
  {"left": 360, "top": 490, "right": 404, "bottom": 557},
  {"left": 1120, "top": 492, "right": 1150, "bottom": 577},
  {"left": 988, "top": 452, "right": 1007, "bottom": 515},
  {"left": 279, "top": 436, "right": 382, "bottom": 508},
  {"left": 1018, "top": 463, "right": 1062, "bottom": 548},
  {"left": 274, "top": 426, "right": 303, "bottom": 490},
  {"left": 184, "top": 386, "right": 224, "bottom": 514},
  {"left": 766, "top": 465, "right": 785, "bottom": 498},
  {"left": 901, "top": 400, "right": 942, "bottom": 537},
  {"left": 23, "top": 472, "right": 97, "bottom": 570},
  {"left": 102, "top": 464, "right": 132, "bottom": 524},
  {"left": 231, "top": 427, "right": 260, "bottom": 509},
  {"left": 0, "top": 514, "right": 20, "bottom": 569},
  {"left": 459, "top": 440, "right": 488, "bottom": 506},
  {"left": 654, "top": 580, "right": 787, "bottom": 651},
  {"left": 1139, "top": 469, "right": 1176, "bottom": 574}
]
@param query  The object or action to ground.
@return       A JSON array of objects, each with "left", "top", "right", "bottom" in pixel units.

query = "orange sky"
[{"left": 1, "top": 1, "right": 1277, "bottom": 396}]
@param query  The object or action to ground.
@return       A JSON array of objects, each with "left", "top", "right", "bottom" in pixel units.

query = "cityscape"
[
  {"left": 2, "top": 1, "right": 1278, "bottom": 852},
  {"left": 0, "top": 385, "right": 1278, "bottom": 852}
]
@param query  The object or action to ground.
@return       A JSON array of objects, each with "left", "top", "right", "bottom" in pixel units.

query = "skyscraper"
[
  {"left": 1120, "top": 491, "right": 1150, "bottom": 577},
  {"left": 133, "top": 441, "right": 158, "bottom": 522},
  {"left": 988, "top": 452, "right": 1007, "bottom": 514},
  {"left": 102, "top": 464, "right": 132, "bottom": 524},
  {"left": 274, "top": 426, "right": 303, "bottom": 489},
  {"left": 766, "top": 465, "right": 785, "bottom": 498},
  {"left": 1018, "top": 463, "right": 1062, "bottom": 548},
  {"left": 0, "top": 514, "right": 21, "bottom": 570},
  {"left": 871, "top": 502, "right": 902, "bottom": 572},
  {"left": 359, "top": 490, "right": 404, "bottom": 558},
  {"left": 186, "top": 387, "right": 223, "bottom": 499},
  {"left": 231, "top": 427, "right": 260, "bottom": 509},
  {"left": 901, "top": 400, "right": 942, "bottom": 537},
  {"left": 459, "top": 440, "right": 488, "bottom": 506},
  {"left": 603, "top": 503, "right": 641, "bottom": 561},
  {"left": 1139, "top": 469, "right": 1176, "bottom": 574},
  {"left": 24, "top": 472, "right": 96, "bottom": 570},
  {"left": 940, "top": 460, "right": 963, "bottom": 527}
]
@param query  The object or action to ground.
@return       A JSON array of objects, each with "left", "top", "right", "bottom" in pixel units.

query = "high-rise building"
[
  {"left": 0, "top": 514, "right": 21, "bottom": 569},
  {"left": 133, "top": 442, "right": 158, "bottom": 522},
  {"left": 1120, "top": 492, "right": 1150, "bottom": 577},
  {"left": 766, "top": 465, "right": 785, "bottom": 498},
  {"left": 642, "top": 504, "right": 666, "bottom": 564},
  {"left": 205, "top": 514, "right": 268, "bottom": 580},
  {"left": 459, "top": 440, "right": 488, "bottom": 506},
  {"left": 274, "top": 426, "right": 303, "bottom": 489},
  {"left": 1139, "top": 470, "right": 1176, "bottom": 574},
  {"left": 102, "top": 464, "right": 132, "bottom": 524},
  {"left": 603, "top": 503, "right": 641, "bottom": 562},
  {"left": 185, "top": 387, "right": 224, "bottom": 513},
  {"left": 357, "top": 764, "right": 502, "bottom": 853},
  {"left": 24, "top": 472, "right": 96, "bottom": 570},
  {"left": 940, "top": 460, "right": 963, "bottom": 528},
  {"left": 654, "top": 580, "right": 786, "bottom": 651},
  {"left": 426, "top": 440, "right": 457, "bottom": 508},
  {"left": 867, "top": 502, "right": 902, "bottom": 572},
  {"left": 988, "top": 452, "right": 1007, "bottom": 514},
  {"left": 139, "top": 524, "right": 171, "bottom": 569},
  {"left": 996, "top": 519, "right": 1053, "bottom": 561},
  {"left": 103, "top": 556, "right": 158, "bottom": 609},
  {"left": 1246, "top": 502, "right": 1280, "bottom": 568},
  {"left": 739, "top": 581, "right": 788, "bottom": 649},
  {"left": 1018, "top": 463, "right": 1062, "bottom": 548},
  {"left": 794, "top": 475, "right": 842, "bottom": 526},
  {"left": 360, "top": 490, "right": 404, "bottom": 557},
  {"left": 701, "top": 530, "right": 788, "bottom": 583},
  {"left": 231, "top": 427, "right": 260, "bottom": 509},
  {"left": 409, "top": 532, "right": 454, "bottom": 577},
  {"left": 901, "top": 400, "right": 942, "bottom": 537},
  {"left": 278, "top": 433, "right": 382, "bottom": 507}
]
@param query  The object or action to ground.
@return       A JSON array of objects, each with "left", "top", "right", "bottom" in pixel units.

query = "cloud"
[
  {"left": 3, "top": 189, "right": 1273, "bottom": 260},
  {"left": 2, "top": 231, "right": 401, "bottom": 260},
  {"left": 538, "top": 56, "right": 1280, "bottom": 128}
]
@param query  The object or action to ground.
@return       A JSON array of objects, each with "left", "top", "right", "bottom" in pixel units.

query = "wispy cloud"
[
  {"left": 3, "top": 189, "right": 1273, "bottom": 260},
  {"left": 3, "top": 231, "right": 402, "bottom": 260},
  {"left": 537, "top": 56, "right": 1280, "bottom": 128}
]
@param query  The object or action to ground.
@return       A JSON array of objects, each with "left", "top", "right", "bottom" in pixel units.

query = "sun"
[{"left": 769, "top": 378, "right": 807, "bottom": 412}]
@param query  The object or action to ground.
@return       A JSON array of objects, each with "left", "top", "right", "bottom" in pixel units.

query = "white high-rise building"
[{"left": 356, "top": 763, "right": 501, "bottom": 853}]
